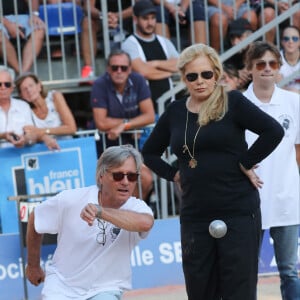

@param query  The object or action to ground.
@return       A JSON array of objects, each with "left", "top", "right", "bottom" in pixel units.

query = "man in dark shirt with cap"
[{"left": 122, "top": 0, "right": 179, "bottom": 114}]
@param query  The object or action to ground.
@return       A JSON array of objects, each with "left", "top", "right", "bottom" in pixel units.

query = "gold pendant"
[{"left": 189, "top": 158, "right": 197, "bottom": 168}]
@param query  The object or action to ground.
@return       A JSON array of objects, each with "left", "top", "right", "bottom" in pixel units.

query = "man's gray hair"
[
  {"left": 0, "top": 65, "right": 15, "bottom": 81},
  {"left": 95, "top": 145, "right": 143, "bottom": 186}
]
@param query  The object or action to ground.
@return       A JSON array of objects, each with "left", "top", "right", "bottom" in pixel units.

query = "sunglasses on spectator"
[
  {"left": 110, "top": 65, "right": 129, "bottom": 72},
  {"left": 185, "top": 71, "right": 214, "bottom": 82},
  {"left": 109, "top": 172, "right": 139, "bottom": 182},
  {"left": 282, "top": 36, "right": 299, "bottom": 42},
  {"left": 255, "top": 60, "right": 279, "bottom": 71},
  {"left": 0, "top": 82, "right": 12, "bottom": 88}
]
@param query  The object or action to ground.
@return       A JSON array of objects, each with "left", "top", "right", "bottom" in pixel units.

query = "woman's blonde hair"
[{"left": 177, "top": 44, "right": 228, "bottom": 126}]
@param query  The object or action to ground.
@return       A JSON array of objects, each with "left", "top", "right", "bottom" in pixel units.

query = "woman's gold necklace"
[{"left": 182, "top": 108, "right": 201, "bottom": 168}]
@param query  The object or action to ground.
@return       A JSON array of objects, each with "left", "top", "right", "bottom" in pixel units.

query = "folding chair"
[{"left": 39, "top": 3, "right": 83, "bottom": 36}]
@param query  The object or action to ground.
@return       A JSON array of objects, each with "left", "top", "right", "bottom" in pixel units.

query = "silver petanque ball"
[{"left": 209, "top": 220, "right": 227, "bottom": 238}]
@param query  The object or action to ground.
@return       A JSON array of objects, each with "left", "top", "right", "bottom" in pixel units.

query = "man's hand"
[
  {"left": 29, "top": 15, "right": 45, "bottom": 30},
  {"left": 107, "top": 12, "right": 118, "bottom": 29},
  {"left": 26, "top": 265, "right": 45, "bottom": 286},
  {"left": 4, "top": 19, "right": 26, "bottom": 39},
  {"left": 107, "top": 123, "right": 126, "bottom": 140},
  {"left": 6, "top": 132, "right": 26, "bottom": 148},
  {"left": 80, "top": 203, "right": 99, "bottom": 226},
  {"left": 169, "top": 4, "right": 187, "bottom": 25}
]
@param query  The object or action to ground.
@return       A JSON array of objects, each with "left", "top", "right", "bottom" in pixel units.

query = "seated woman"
[
  {"left": 15, "top": 72, "right": 77, "bottom": 150},
  {"left": 278, "top": 25, "right": 300, "bottom": 94},
  {"left": 220, "top": 63, "right": 241, "bottom": 91}
]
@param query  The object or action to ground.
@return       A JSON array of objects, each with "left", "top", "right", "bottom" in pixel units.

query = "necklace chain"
[{"left": 183, "top": 109, "right": 201, "bottom": 168}]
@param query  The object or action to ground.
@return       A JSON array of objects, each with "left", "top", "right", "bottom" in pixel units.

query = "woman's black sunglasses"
[{"left": 185, "top": 71, "right": 214, "bottom": 82}]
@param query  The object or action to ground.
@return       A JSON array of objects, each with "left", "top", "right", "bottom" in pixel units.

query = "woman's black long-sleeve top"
[{"left": 142, "top": 90, "right": 284, "bottom": 223}]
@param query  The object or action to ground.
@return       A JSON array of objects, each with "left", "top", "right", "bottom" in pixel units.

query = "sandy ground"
[{"left": 123, "top": 275, "right": 281, "bottom": 300}]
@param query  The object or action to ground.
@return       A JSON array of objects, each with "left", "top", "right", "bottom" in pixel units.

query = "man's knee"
[{"left": 210, "top": 13, "right": 227, "bottom": 28}]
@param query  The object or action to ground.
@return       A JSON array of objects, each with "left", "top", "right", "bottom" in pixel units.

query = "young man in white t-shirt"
[{"left": 244, "top": 41, "right": 300, "bottom": 300}]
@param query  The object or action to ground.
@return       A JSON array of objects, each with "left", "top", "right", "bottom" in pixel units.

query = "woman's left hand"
[
  {"left": 239, "top": 163, "right": 263, "bottom": 189},
  {"left": 173, "top": 171, "right": 182, "bottom": 192}
]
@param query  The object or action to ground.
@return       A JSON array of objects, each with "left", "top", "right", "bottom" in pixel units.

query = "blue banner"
[
  {"left": 0, "top": 219, "right": 299, "bottom": 299},
  {"left": 0, "top": 137, "right": 97, "bottom": 233}
]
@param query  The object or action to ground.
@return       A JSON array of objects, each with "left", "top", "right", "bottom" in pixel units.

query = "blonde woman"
[
  {"left": 142, "top": 43, "right": 284, "bottom": 300},
  {"left": 278, "top": 25, "right": 300, "bottom": 94}
]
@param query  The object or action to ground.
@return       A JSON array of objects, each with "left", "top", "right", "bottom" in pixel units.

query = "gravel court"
[{"left": 124, "top": 275, "right": 281, "bottom": 300}]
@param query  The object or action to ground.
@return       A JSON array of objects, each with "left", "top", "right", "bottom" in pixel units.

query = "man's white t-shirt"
[
  {"left": 34, "top": 185, "right": 153, "bottom": 299},
  {"left": 0, "top": 98, "right": 33, "bottom": 147},
  {"left": 244, "top": 83, "right": 300, "bottom": 229}
]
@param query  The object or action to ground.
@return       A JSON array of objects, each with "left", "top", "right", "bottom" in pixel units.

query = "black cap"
[
  {"left": 228, "top": 18, "right": 252, "bottom": 36},
  {"left": 133, "top": 0, "right": 156, "bottom": 17}
]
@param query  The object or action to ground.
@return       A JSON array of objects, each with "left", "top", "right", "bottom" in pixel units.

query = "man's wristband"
[
  {"left": 123, "top": 119, "right": 131, "bottom": 130},
  {"left": 95, "top": 204, "right": 102, "bottom": 219},
  {"left": 32, "top": 11, "right": 40, "bottom": 17},
  {"left": 123, "top": 118, "right": 131, "bottom": 130}
]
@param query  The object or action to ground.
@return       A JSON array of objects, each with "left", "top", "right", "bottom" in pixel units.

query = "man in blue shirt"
[{"left": 90, "top": 48, "right": 155, "bottom": 201}]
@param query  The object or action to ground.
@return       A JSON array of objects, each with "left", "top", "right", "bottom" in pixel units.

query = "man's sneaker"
[{"left": 80, "top": 65, "right": 94, "bottom": 85}]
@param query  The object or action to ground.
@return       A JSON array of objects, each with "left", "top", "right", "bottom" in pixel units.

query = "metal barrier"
[{"left": 0, "top": 0, "right": 298, "bottom": 93}]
